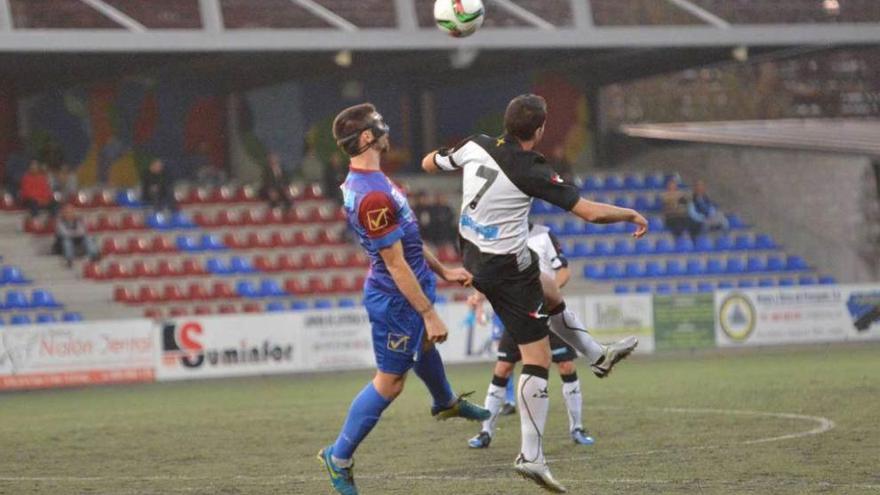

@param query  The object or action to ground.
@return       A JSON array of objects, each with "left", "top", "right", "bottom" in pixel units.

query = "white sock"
[
  {"left": 549, "top": 307, "right": 605, "bottom": 364},
  {"left": 518, "top": 369, "right": 549, "bottom": 464},
  {"left": 561, "top": 379, "right": 583, "bottom": 432},
  {"left": 482, "top": 382, "right": 506, "bottom": 437}
]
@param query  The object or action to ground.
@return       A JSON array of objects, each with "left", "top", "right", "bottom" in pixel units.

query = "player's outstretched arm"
[
  {"left": 421, "top": 151, "right": 441, "bottom": 174},
  {"left": 423, "top": 247, "right": 473, "bottom": 287},
  {"left": 379, "top": 240, "right": 449, "bottom": 344},
  {"left": 571, "top": 198, "right": 649, "bottom": 238}
]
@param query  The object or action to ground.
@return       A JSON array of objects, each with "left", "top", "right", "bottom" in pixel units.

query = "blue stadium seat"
[
  {"left": 694, "top": 236, "right": 713, "bottom": 253},
  {"left": 146, "top": 212, "right": 171, "bottom": 230},
  {"left": 746, "top": 257, "right": 765, "bottom": 273},
  {"left": 1, "top": 266, "right": 30, "bottom": 284},
  {"left": 603, "top": 175, "right": 623, "bottom": 191},
  {"left": 654, "top": 238, "right": 674, "bottom": 254},
  {"left": 786, "top": 256, "right": 808, "bottom": 271},
  {"left": 115, "top": 189, "right": 140, "bottom": 207},
  {"left": 754, "top": 234, "right": 776, "bottom": 250},
  {"left": 665, "top": 260, "right": 684, "bottom": 277},
  {"left": 314, "top": 299, "right": 333, "bottom": 310},
  {"left": 62, "top": 312, "right": 83, "bottom": 323},
  {"left": 725, "top": 258, "right": 745, "bottom": 274},
  {"left": 171, "top": 211, "right": 196, "bottom": 229},
  {"left": 714, "top": 235, "right": 734, "bottom": 252},
  {"left": 236, "top": 280, "right": 260, "bottom": 298},
  {"left": 633, "top": 195, "right": 651, "bottom": 212},
  {"left": 591, "top": 241, "right": 612, "bottom": 257},
  {"left": 266, "top": 301, "right": 286, "bottom": 312},
  {"left": 649, "top": 195, "right": 664, "bottom": 212},
  {"left": 624, "top": 262, "right": 643, "bottom": 278},
  {"left": 229, "top": 256, "right": 256, "bottom": 274},
  {"left": 635, "top": 284, "right": 652, "bottom": 294},
  {"left": 176, "top": 235, "right": 201, "bottom": 252},
  {"left": 31, "top": 289, "right": 62, "bottom": 308},
  {"left": 531, "top": 201, "right": 551, "bottom": 215},
  {"left": 634, "top": 239, "right": 652, "bottom": 255},
  {"left": 201, "top": 234, "right": 226, "bottom": 251},
  {"left": 36, "top": 313, "right": 57, "bottom": 324},
  {"left": 686, "top": 259, "right": 704, "bottom": 276},
  {"left": 584, "top": 222, "right": 602, "bottom": 235},
  {"left": 819, "top": 276, "right": 837, "bottom": 285},
  {"left": 644, "top": 173, "right": 665, "bottom": 190},
  {"left": 260, "top": 279, "right": 286, "bottom": 297},
  {"left": 206, "top": 258, "right": 230, "bottom": 275},
  {"left": 614, "top": 285, "right": 630, "bottom": 294},
  {"left": 561, "top": 220, "right": 581, "bottom": 236},
  {"left": 677, "top": 282, "right": 694, "bottom": 294},
  {"left": 697, "top": 282, "right": 715, "bottom": 293},
  {"left": 727, "top": 214, "right": 747, "bottom": 229},
  {"left": 582, "top": 176, "right": 600, "bottom": 192},
  {"left": 779, "top": 277, "right": 795, "bottom": 287},
  {"left": 583, "top": 265, "right": 601, "bottom": 279},
  {"left": 705, "top": 258, "right": 724, "bottom": 275},
  {"left": 607, "top": 222, "right": 628, "bottom": 234},
  {"left": 613, "top": 239, "right": 633, "bottom": 256},
  {"left": 655, "top": 283, "right": 672, "bottom": 294},
  {"left": 765, "top": 256, "right": 785, "bottom": 272},
  {"left": 734, "top": 235, "right": 752, "bottom": 251},
  {"left": 648, "top": 216, "right": 664, "bottom": 232},
  {"left": 798, "top": 276, "right": 817, "bottom": 286},
  {"left": 623, "top": 174, "right": 644, "bottom": 190},
  {"left": 613, "top": 196, "right": 632, "bottom": 209},
  {"left": 602, "top": 263, "right": 623, "bottom": 280},
  {"left": 717, "top": 281, "right": 735, "bottom": 290},
  {"left": 290, "top": 301, "right": 309, "bottom": 311},
  {"left": 674, "top": 236, "right": 694, "bottom": 253},
  {"left": 10, "top": 314, "right": 31, "bottom": 325},
  {"left": 738, "top": 279, "right": 756, "bottom": 288},
  {"left": 338, "top": 298, "right": 356, "bottom": 308},
  {"left": 644, "top": 261, "right": 663, "bottom": 278},
  {"left": 4, "top": 290, "right": 28, "bottom": 310},
  {"left": 571, "top": 242, "right": 590, "bottom": 258},
  {"left": 758, "top": 278, "right": 775, "bottom": 288}
]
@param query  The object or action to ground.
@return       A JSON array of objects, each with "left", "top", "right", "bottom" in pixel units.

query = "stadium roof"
[{"left": 620, "top": 119, "right": 880, "bottom": 157}]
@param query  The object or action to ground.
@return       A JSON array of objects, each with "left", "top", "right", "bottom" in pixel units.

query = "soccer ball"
[{"left": 434, "top": 0, "right": 485, "bottom": 38}]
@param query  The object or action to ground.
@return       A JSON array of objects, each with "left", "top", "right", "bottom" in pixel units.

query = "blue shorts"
[{"left": 364, "top": 277, "right": 436, "bottom": 375}]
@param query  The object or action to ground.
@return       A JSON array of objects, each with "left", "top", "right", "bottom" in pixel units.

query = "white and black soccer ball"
[{"left": 434, "top": 0, "right": 485, "bottom": 38}]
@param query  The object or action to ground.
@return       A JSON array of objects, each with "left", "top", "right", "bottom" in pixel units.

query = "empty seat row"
[
  {"left": 193, "top": 206, "right": 346, "bottom": 227},
  {"left": 583, "top": 256, "right": 810, "bottom": 280},
  {"left": 566, "top": 233, "right": 777, "bottom": 257},
  {"left": 533, "top": 194, "right": 666, "bottom": 215},
  {"left": 1, "top": 266, "right": 31, "bottom": 285},
  {"left": 579, "top": 173, "right": 673, "bottom": 192},
  {"left": 2, "top": 289, "right": 63, "bottom": 310},
  {"left": 0, "top": 312, "right": 83, "bottom": 325},
  {"left": 116, "top": 183, "right": 327, "bottom": 208},
  {"left": 113, "top": 276, "right": 367, "bottom": 304},
  {"left": 546, "top": 214, "right": 747, "bottom": 237},
  {"left": 614, "top": 276, "right": 836, "bottom": 294}
]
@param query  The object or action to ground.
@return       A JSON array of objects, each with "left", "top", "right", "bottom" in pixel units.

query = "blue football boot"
[
  {"left": 468, "top": 431, "right": 492, "bottom": 449},
  {"left": 317, "top": 445, "right": 358, "bottom": 495},
  {"left": 432, "top": 392, "right": 491, "bottom": 421},
  {"left": 571, "top": 428, "right": 595, "bottom": 446}
]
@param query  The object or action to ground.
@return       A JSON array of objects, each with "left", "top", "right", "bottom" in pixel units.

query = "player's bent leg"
[{"left": 556, "top": 362, "right": 594, "bottom": 446}]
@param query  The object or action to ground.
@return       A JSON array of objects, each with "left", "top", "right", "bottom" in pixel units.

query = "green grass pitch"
[{"left": 1, "top": 343, "right": 878, "bottom": 494}]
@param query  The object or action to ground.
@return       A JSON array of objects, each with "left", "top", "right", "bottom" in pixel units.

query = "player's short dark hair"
[
  {"left": 504, "top": 94, "right": 547, "bottom": 141},
  {"left": 333, "top": 103, "right": 377, "bottom": 143}
]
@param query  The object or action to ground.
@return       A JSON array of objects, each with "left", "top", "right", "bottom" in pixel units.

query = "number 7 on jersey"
[{"left": 469, "top": 165, "right": 499, "bottom": 210}]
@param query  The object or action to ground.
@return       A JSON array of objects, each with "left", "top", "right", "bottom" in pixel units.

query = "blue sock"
[
  {"left": 413, "top": 346, "right": 455, "bottom": 409},
  {"left": 332, "top": 382, "right": 392, "bottom": 461},
  {"left": 505, "top": 371, "right": 516, "bottom": 405}
]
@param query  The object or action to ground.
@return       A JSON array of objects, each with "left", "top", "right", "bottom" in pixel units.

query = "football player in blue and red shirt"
[{"left": 318, "top": 103, "right": 490, "bottom": 495}]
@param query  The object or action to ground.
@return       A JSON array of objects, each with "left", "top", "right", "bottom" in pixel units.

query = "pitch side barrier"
[{"left": 2, "top": 285, "right": 878, "bottom": 390}]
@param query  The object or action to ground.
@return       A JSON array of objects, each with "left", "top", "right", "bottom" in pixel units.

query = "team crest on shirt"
[
  {"left": 387, "top": 333, "right": 410, "bottom": 353},
  {"left": 550, "top": 173, "right": 564, "bottom": 184},
  {"left": 366, "top": 207, "right": 390, "bottom": 232}
]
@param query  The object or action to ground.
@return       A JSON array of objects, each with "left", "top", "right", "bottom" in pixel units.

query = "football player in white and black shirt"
[{"left": 423, "top": 94, "right": 648, "bottom": 492}]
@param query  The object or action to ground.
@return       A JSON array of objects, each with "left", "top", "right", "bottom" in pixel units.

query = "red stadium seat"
[
  {"left": 69, "top": 191, "right": 89, "bottom": 208},
  {"left": 317, "top": 206, "right": 336, "bottom": 223},
  {"left": 1, "top": 191, "right": 17, "bottom": 210},
  {"left": 181, "top": 258, "right": 205, "bottom": 276},
  {"left": 218, "top": 303, "right": 237, "bottom": 314},
  {"left": 242, "top": 302, "right": 262, "bottom": 313},
  {"left": 105, "top": 261, "right": 132, "bottom": 280},
  {"left": 162, "top": 284, "right": 185, "bottom": 302},
  {"left": 215, "top": 210, "right": 237, "bottom": 227},
  {"left": 101, "top": 238, "right": 123, "bottom": 256},
  {"left": 246, "top": 232, "right": 269, "bottom": 249},
  {"left": 193, "top": 305, "right": 212, "bottom": 315},
  {"left": 284, "top": 278, "right": 306, "bottom": 295},
  {"left": 151, "top": 235, "right": 175, "bottom": 253},
  {"left": 303, "top": 207, "right": 322, "bottom": 223},
  {"left": 156, "top": 259, "right": 179, "bottom": 277},
  {"left": 290, "top": 231, "right": 309, "bottom": 246},
  {"left": 127, "top": 237, "right": 150, "bottom": 255},
  {"left": 211, "top": 281, "right": 236, "bottom": 299},
  {"left": 132, "top": 260, "right": 154, "bottom": 278},
  {"left": 144, "top": 308, "right": 163, "bottom": 319},
  {"left": 307, "top": 276, "right": 329, "bottom": 294},
  {"left": 93, "top": 214, "right": 117, "bottom": 232},
  {"left": 235, "top": 185, "right": 258, "bottom": 203},
  {"left": 192, "top": 210, "right": 213, "bottom": 227},
  {"left": 113, "top": 285, "right": 132, "bottom": 303},
  {"left": 211, "top": 186, "right": 236, "bottom": 204},
  {"left": 223, "top": 232, "right": 246, "bottom": 249},
  {"left": 168, "top": 307, "right": 189, "bottom": 317},
  {"left": 301, "top": 253, "right": 322, "bottom": 270},
  {"left": 268, "top": 231, "right": 286, "bottom": 248},
  {"left": 264, "top": 209, "right": 284, "bottom": 225},
  {"left": 276, "top": 253, "right": 300, "bottom": 272},
  {"left": 240, "top": 208, "right": 262, "bottom": 226},
  {"left": 186, "top": 187, "right": 208, "bottom": 204},
  {"left": 323, "top": 252, "right": 345, "bottom": 269},
  {"left": 137, "top": 285, "right": 160, "bottom": 304},
  {"left": 83, "top": 262, "right": 103, "bottom": 280},
  {"left": 254, "top": 255, "right": 275, "bottom": 272},
  {"left": 334, "top": 208, "right": 347, "bottom": 222},
  {"left": 93, "top": 189, "right": 114, "bottom": 208},
  {"left": 187, "top": 283, "right": 210, "bottom": 301},
  {"left": 330, "top": 276, "right": 353, "bottom": 293},
  {"left": 120, "top": 213, "right": 144, "bottom": 230},
  {"left": 303, "top": 183, "right": 323, "bottom": 200},
  {"left": 354, "top": 275, "right": 366, "bottom": 288}
]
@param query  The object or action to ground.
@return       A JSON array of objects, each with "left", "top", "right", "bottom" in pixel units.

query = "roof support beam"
[
  {"left": 0, "top": 0, "right": 12, "bottom": 31},
  {"left": 394, "top": 0, "right": 418, "bottom": 31},
  {"left": 292, "top": 0, "right": 358, "bottom": 31},
  {"left": 573, "top": 0, "right": 595, "bottom": 28},
  {"left": 199, "top": 0, "right": 224, "bottom": 33},
  {"left": 79, "top": 0, "right": 147, "bottom": 32},
  {"left": 663, "top": 0, "right": 730, "bottom": 28},
  {"left": 489, "top": 0, "right": 556, "bottom": 30}
]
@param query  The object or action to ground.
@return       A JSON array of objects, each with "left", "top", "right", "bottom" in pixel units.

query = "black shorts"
[
  {"left": 497, "top": 330, "right": 577, "bottom": 363},
  {"left": 471, "top": 254, "right": 549, "bottom": 346}
]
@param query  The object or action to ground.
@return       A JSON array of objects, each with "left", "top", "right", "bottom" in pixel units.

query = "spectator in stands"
[
  {"left": 261, "top": 153, "right": 292, "bottom": 211},
  {"left": 429, "top": 192, "right": 458, "bottom": 245},
  {"left": 299, "top": 140, "right": 324, "bottom": 184},
  {"left": 55, "top": 203, "right": 99, "bottom": 268},
  {"left": 689, "top": 180, "right": 729, "bottom": 233},
  {"left": 661, "top": 177, "right": 699, "bottom": 240},
  {"left": 19, "top": 160, "right": 57, "bottom": 218},
  {"left": 51, "top": 164, "right": 78, "bottom": 203},
  {"left": 142, "top": 159, "right": 176, "bottom": 213},
  {"left": 324, "top": 152, "right": 347, "bottom": 205}
]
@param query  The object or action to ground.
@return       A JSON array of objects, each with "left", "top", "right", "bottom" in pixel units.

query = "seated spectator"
[
  {"left": 142, "top": 159, "right": 177, "bottom": 213},
  {"left": 20, "top": 160, "right": 57, "bottom": 218},
  {"left": 51, "top": 164, "right": 79, "bottom": 203},
  {"left": 662, "top": 177, "right": 700, "bottom": 240},
  {"left": 55, "top": 204, "right": 99, "bottom": 268},
  {"left": 261, "top": 153, "right": 292, "bottom": 211},
  {"left": 689, "top": 180, "right": 729, "bottom": 233}
]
